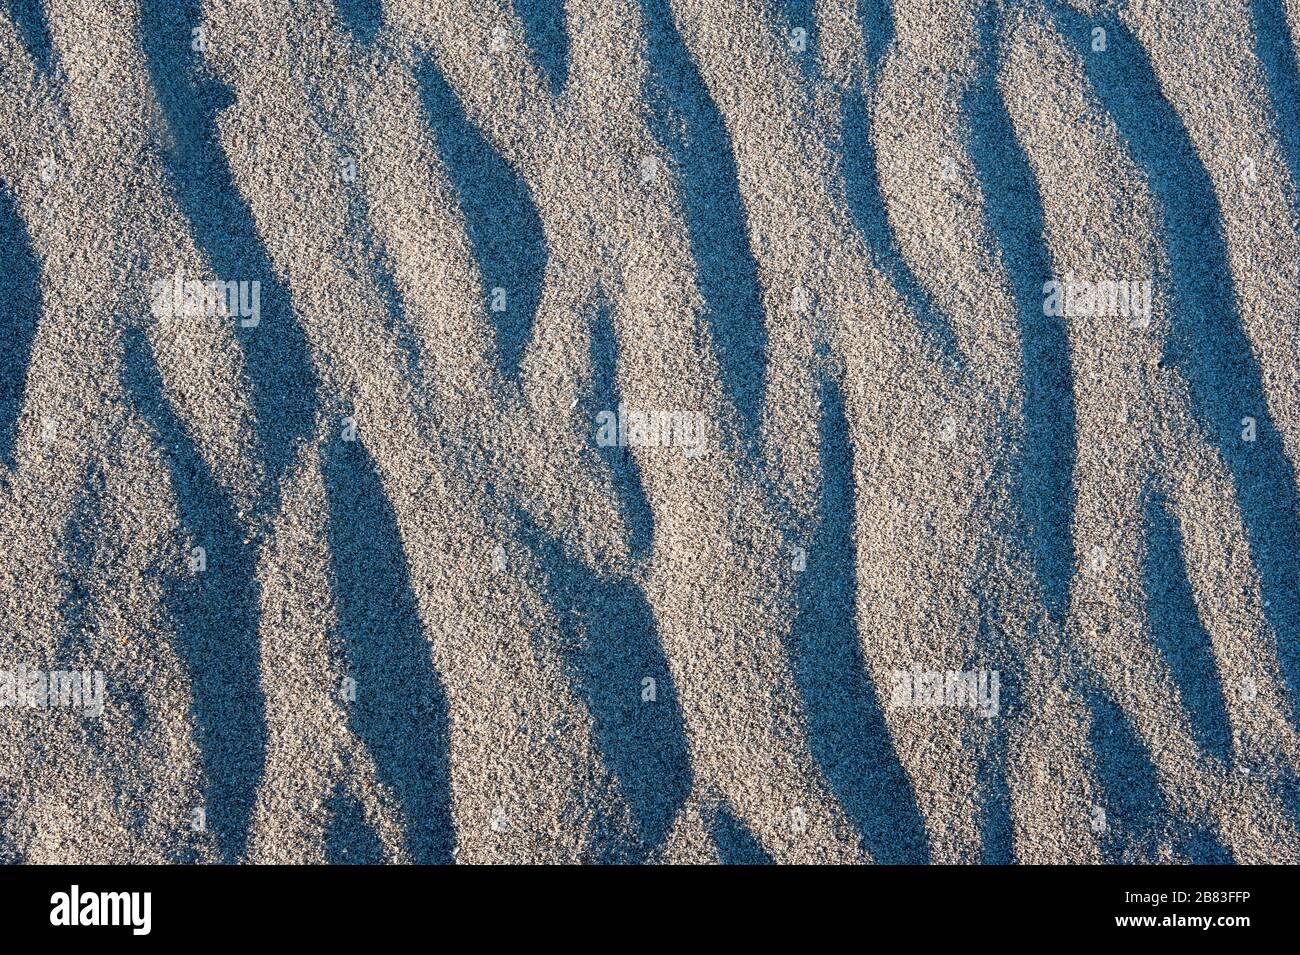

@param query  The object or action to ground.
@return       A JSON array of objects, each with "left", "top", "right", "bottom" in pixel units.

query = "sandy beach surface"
[{"left": 1, "top": 0, "right": 1299, "bottom": 863}]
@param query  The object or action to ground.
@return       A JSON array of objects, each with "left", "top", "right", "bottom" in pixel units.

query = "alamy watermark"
[
  {"left": 890, "top": 669, "right": 1000, "bottom": 718},
  {"left": 596, "top": 404, "right": 708, "bottom": 458},
  {"left": 1043, "top": 275, "right": 1152, "bottom": 327},
  {"left": 150, "top": 272, "right": 261, "bottom": 327},
  {"left": 0, "top": 666, "right": 105, "bottom": 717},
  {"left": 50, "top": 885, "right": 150, "bottom": 935}
]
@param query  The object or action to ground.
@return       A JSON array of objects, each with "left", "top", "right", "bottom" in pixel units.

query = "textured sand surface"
[{"left": 1, "top": 0, "right": 1299, "bottom": 863}]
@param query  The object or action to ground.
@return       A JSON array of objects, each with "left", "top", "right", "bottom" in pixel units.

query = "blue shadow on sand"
[
  {"left": 787, "top": 368, "right": 931, "bottom": 863},
  {"left": 1086, "top": 683, "right": 1172, "bottom": 863},
  {"left": 964, "top": 9, "right": 1077, "bottom": 625},
  {"left": 138, "top": 0, "right": 319, "bottom": 493},
  {"left": 1052, "top": 5, "right": 1300, "bottom": 728},
  {"left": 840, "top": 98, "right": 963, "bottom": 368},
  {"left": 638, "top": 0, "right": 769, "bottom": 450},
  {"left": 961, "top": 10, "right": 1077, "bottom": 861},
  {"left": 1252, "top": 0, "right": 1300, "bottom": 222},
  {"left": 513, "top": 0, "right": 570, "bottom": 96},
  {"left": 55, "top": 471, "right": 153, "bottom": 744},
  {"left": 415, "top": 53, "right": 546, "bottom": 384},
  {"left": 858, "top": 0, "right": 893, "bottom": 72},
  {"left": 1143, "top": 490, "right": 1235, "bottom": 767},
  {"left": 0, "top": 183, "right": 41, "bottom": 470},
  {"left": 515, "top": 509, "right": 692, "bottom": 861},
  {"left": 323, "top": 431, "right": 455, "bottom": 864},
  {"left": 714, "top": 802, "right": 774, "bottom": 864},
  {"left": 325, "top": 782, "right": 388, "bottom": 864},
  {"left": 333, "top": 0, "right": 383, "bottom": 46},
  {"left": 839, "top": 0, "right": 963, "bottom": 367},
  {"left": 587, "top": 303, "right": 655, "bottom": 563},
  {"left": 6, "top": 0, "right": 54, "bottom": 72},
  {"left": 121, "top": 326, "right": 266, "bottom": 864},
  {"left": 1085, "top": 682, "right": 1232, "bottom": 863},
  {"left": 976, "top": 615, "right": 1019, "bottom": 863}
]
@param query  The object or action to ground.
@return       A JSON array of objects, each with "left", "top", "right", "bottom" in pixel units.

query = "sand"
[{"left": 0, "top": 0, "right": 1298, "bottom": 863}]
